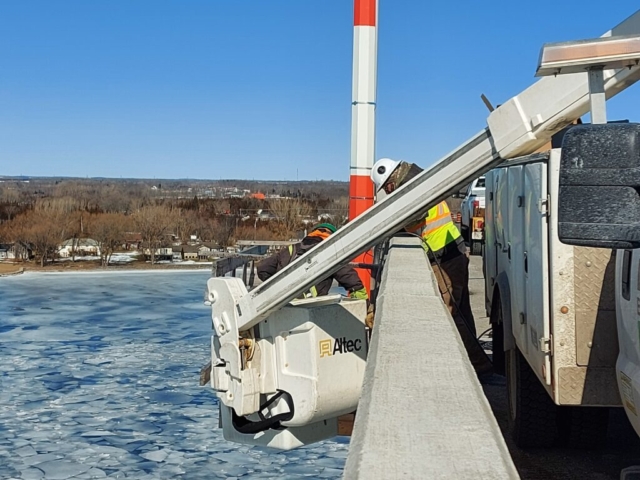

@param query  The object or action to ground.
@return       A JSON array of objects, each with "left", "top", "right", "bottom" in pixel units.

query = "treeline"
[{"left": 0, "top": 180, "right": 349, "bottom": 266}]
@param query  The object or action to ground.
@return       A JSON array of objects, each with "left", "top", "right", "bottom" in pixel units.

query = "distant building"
[
  {"left": 143, "top": 245, "right": 173, "bottom": 261},
  {"left": 123, "top": 233, "right": 142, "bottom": 251},
  {"left": 198, "top": 242, "right": 221, "bottom": 260},
  {"left": 58, "top": 238, "right": 101, "bottom": 258},
  {"left": 0, "top": 244, "right": 11, "bottom": 260}
]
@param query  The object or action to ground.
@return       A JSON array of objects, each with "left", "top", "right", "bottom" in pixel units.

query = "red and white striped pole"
[{"left": 350, "top": 0, "right": 378, "bottom": 293}]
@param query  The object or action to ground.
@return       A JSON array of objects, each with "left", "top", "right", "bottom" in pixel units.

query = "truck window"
[
  {"left": 476, "top": 177, "right": 485, "bottom": 188},
  {"left": 622, "top": 250, "right": 633, "bottom": 301}
]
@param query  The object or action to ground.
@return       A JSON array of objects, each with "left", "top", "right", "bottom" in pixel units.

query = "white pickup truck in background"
[{"left": 460, "top": 176, "right": 485, "bottom": 255}]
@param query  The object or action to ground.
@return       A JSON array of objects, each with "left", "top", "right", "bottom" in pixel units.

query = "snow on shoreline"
[{"left": 13, "top": 268, "right": 213, "bottom": 277}]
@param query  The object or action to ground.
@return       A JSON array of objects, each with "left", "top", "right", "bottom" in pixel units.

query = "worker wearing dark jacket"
[
  {"left": 257, "top": 223, "right": 368, "bottom": 300},
  {"left": 371, "top": 158, "right": 493, "bottom": 377}
]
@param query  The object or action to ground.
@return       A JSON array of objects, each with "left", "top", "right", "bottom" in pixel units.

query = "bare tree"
[
  {"left": 1, "top": 188, "right": 22, "bottom": 221},
  {"left": 216, "top": 216, "right": 237, "bottom": 248},
  {"left": 90, "top": 213, "right": 130, "bottom": 267},
  {"left": 333, "top": 196, "right": 349, "bottom": 228},
  {"left": 173, "top": 209, "right": 199, "bottom": 243},
  {"left": 21, "top": 210, "right": 71, "bottom": 266},
  {"left": 100, "top": 185, "right": 132, "bottom": 213},
  {"left": 132, "top": 205, "right": 175, "bottom": 264},
  {"left": 0, "top": 213, "right": 30, "bottom": 261},
  {"left": 269, "top": 198, "right": 313, "bottom": 237},
  {"left": 212, "top": 200, "right": 231, "bottom": 216},
  {"left": 34, "top": 197, "right": 84, "bottom": 261}
]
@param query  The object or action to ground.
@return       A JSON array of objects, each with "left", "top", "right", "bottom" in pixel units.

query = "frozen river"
[{"left": 0, "top": 271, "right": 348, "bottom": 480}]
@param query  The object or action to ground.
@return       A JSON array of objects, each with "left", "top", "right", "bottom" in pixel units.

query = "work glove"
[
  {"left": 199, "top": 360, "right": 212, "bottom": 386},
  {"left": 365, "top": 304, "right": 375, "bottom": 329}
]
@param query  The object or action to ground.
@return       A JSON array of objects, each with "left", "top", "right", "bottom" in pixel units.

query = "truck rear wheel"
[
  {"left": 506, "top": 347, "right": 559, "bottom": 447},
  {"left": 461, "top": 225, "right": 469, "bottom": 243},
  {"left": 490, "top": 303, "right": 505, "bottom": 376},
  {"left": 557, "top": 406, "right": 609, "bottom": 449}
]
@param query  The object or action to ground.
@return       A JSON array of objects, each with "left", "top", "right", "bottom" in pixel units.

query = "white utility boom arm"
[{"left": 204, "top": 10, "right": 640, "bottom": 450}]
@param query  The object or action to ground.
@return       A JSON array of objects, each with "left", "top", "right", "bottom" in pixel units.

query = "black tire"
[
  {"left": 491, "top": 319, "right": 505, "bottom": 377},
  {"left": 557, "top": 406, "right": 609, "bottom": 449},
  {"left": 461, "top": 224, "right": 470, "bottom": 243},
  {"left": 471, "top": 240, "right": 482, "bottom": 256},
  {"left": 506, "top": 347, "right": 559, "bottom": 448}
]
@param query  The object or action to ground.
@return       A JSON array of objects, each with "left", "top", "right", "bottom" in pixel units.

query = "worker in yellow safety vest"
[{"left": 371, "top": 158, "right": 493, "bottom": 377}]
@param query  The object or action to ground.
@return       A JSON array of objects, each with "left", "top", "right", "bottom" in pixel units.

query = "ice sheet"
[{"left": 0, "top": 271, "right": 347, "bottom": 479}]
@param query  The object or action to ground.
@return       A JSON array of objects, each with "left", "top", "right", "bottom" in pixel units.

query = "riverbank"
[
  {"left": 0, "top": 264, "right": 24, "bottom": 276},
  {"left": 0, "top": 260, "right": 213, "bottom": 274}
]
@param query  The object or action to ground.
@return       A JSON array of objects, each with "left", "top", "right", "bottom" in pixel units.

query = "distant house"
[
  {"left": 0, "top": 244, "right": 11, "bottom": 260},
  {"left": 11, "top": 242, "right": 33, "bottom": 261},
  {"left": 172, "top": 245, "right": 200, "bottom": 261},
  {"left": 58, "top": 238, "right": 101, "bottom": 258},
  {"left": 198, "top": 242, "right": 221, "bottom": 260},
  {"left": 199, "top": 242, "right": 220, "bottom": 252},
  {"left": 143, "top": 245, "right": 173, "bottom": 261},
  {"left": 183, "top": 245, "right": 200, "bottom": 260},
  {"left": 123, "top": 233, "right": 142, "bottom": 251}
]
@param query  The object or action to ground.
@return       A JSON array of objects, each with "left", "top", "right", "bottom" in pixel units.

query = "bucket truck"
[{"left": 202, "top": 10, "right": 640, "bottom": 450}]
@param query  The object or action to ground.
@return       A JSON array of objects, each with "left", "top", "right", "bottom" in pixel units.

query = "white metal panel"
[
  {"left": 351, "top": 25, "right": 377, "bottom": 178},
  {"left": 523, "top": 162, "right": 551, "bottom": 385},
  {"left": 547, "top": 149, "right": 577, "bottom": 402},
  {"left": 507, "top": 166, "right": 527, "bottom": 353},
  {"left": 484, "top": 168, "right": 506, "bottom": 310},
  {"left": 484, "top": 170, "right": 497, "bottom": 310},
  {"left": 352, "top": 26, "right": 377, "bottom": 103},
  {"left": 491, "top": 168, "right": 511, "bottom": 311},
  {"left": 494, "top": 168, "right": 509, "bottom": 278},
  {"left": 616, "top": 249, "right": 640, "bottom": 434},
  {"left": 350, "top": 103, "right": 376, "bottom": 176}
]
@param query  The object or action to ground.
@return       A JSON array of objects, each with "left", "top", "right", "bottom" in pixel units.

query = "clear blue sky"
[{"left": 0, "top": 1, "right": 638, "bottom": 181}]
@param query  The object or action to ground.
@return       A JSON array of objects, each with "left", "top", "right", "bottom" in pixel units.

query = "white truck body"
[
  {"left": 484, "top": 147, "right": 620, "bottom": 447},
  {"left": 483, "top": 144, "right": 621, "bottom": 448},
  {"left": 615, "top": 250, "right": 640, "bottom": 436}
]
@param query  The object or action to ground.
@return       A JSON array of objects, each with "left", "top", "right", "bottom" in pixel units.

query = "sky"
[{"left": 0, "top": 1, "right": 639, "bottom": 181}]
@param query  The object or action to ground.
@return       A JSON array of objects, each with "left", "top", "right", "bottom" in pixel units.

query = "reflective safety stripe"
[
  {"left": 349, "top": 288, "right": 369, "bottom": 300},
  {"left": 423, "top": 203, "right": 453, "bottom": 235},
  {"left": 405, "top": 201, "right": 461, "bottom": 255},
  {"left": 289, "top": 245, "right": 318, "bottom": 298}
]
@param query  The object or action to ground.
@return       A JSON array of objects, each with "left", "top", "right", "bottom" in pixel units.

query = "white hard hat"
[{"left": 371, "top": 158, "right": 400, "bottom": 192}]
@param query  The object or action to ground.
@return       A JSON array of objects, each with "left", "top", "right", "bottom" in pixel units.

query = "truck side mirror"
[{"left": 558, "top": 123, "right": 640, "bottom": 249}]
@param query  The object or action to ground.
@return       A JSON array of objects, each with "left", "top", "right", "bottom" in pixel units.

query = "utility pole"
[{"left": 349, "top": 0, "right": 378, "bottom": 293}]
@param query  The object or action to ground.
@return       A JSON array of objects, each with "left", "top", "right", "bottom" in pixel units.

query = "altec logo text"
[{"left": 319, "top": 337, "right": 363, "bottom": 358}]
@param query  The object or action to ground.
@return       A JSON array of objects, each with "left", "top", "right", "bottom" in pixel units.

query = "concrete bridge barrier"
[{"left": 344, "top": 236, "right": 519, "bottom": 479}]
